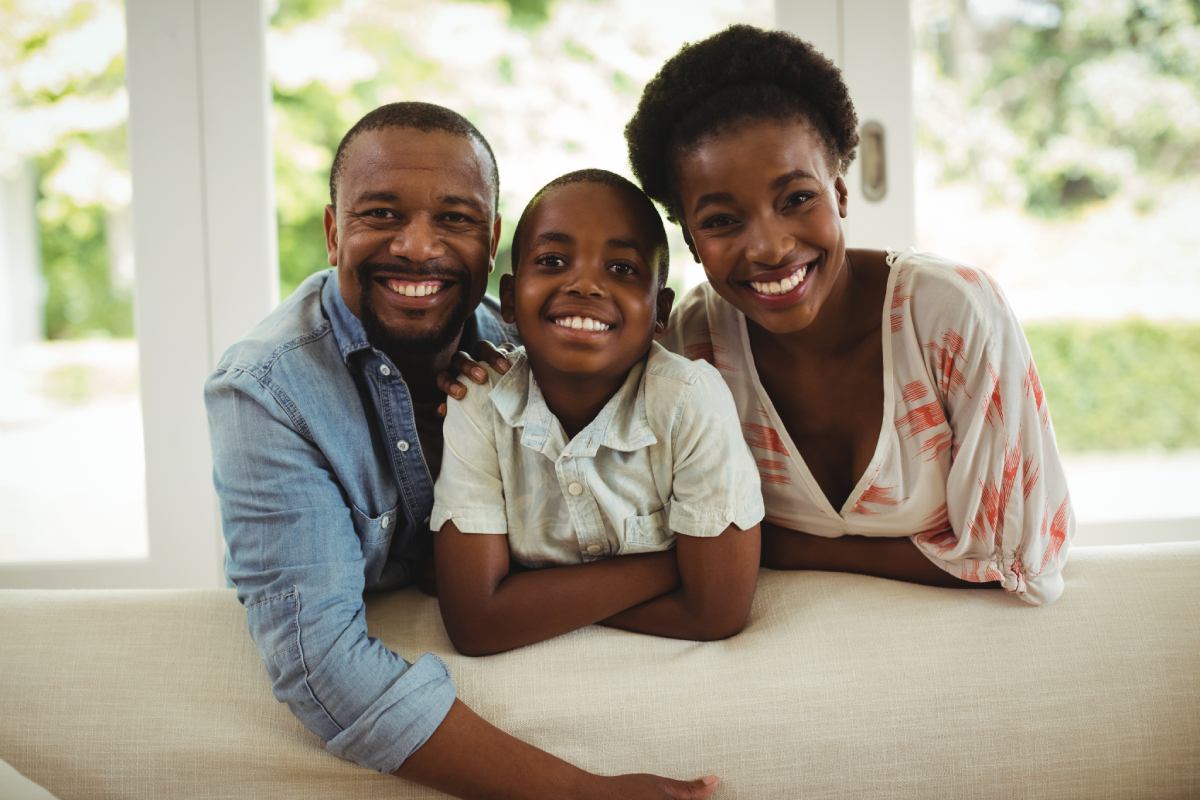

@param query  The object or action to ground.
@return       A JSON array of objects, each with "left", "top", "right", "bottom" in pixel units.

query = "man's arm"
[
  {"left": 760, "top": 523, "right": 997, "bottom": 588},
  {"left": 434, "top": 521, "right": 681, "bottom": 656},
  {"left": 602, "top": 523, "right": 761, "bottom": 640},
  {"left": 397, "top": 700, "right": 720, "bottom": 800}
]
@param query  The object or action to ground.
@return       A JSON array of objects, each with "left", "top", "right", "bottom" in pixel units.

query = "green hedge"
[{"left": 1025, "top": 320, "right": 1200, "bottom": 452}]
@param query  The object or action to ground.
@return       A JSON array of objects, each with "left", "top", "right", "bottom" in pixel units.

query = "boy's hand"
[{"left": 436, "top": 340, "right": 514, "bottom": 416}]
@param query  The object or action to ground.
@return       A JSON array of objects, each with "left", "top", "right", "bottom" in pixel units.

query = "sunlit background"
[{"left": 2, "top": 0, "right": 1198, "bottom": 568}]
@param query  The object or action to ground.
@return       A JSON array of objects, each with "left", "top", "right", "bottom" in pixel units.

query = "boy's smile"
[{"left": 501, "top": 180, "right": 672, "bottom": 405}]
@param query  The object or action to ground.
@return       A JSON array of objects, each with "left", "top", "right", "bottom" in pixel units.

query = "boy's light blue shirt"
[
  {"left": 204, "top": 269, "right": 514, "bottom": 773},
  {"left": 430, "top": 341, "right": 764, "bottom": 567}
]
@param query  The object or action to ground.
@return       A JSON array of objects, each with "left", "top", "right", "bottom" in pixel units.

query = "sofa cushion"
[{"left": 1, "top": 542, "right": 1198, "bottom": 798}]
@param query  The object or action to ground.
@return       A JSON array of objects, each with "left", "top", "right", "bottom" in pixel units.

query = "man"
[{"left": 205, "top": 102, "right": 718, "bottom": 799}]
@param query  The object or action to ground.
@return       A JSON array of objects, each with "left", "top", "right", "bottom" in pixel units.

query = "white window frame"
[{"left": 0, "top": 0, "right": 277, "bottom": 588}]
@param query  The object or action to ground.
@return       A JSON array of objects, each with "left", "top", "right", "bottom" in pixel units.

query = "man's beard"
[{"left": 357, "top": 261, "right": 473, "bottom": 358}]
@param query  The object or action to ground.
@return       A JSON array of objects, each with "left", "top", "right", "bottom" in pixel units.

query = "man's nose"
[{"left": 388, "top": 216, "right": 446, "bottom": 261}]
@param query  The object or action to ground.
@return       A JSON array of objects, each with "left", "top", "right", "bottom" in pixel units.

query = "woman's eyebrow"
[
  {"left": 770, "top": 169, "right": 820, "bottom": 189},
  {"left": 692, "top": 191, "right": 734, "bottom": 216}
]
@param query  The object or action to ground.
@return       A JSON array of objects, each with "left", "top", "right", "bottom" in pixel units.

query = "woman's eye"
[
  {"left": 783, "top": 191, "right": 813, "bottom": 209},
  {"left": 699, "top": 213, "right": 737, "bottom": 230}
]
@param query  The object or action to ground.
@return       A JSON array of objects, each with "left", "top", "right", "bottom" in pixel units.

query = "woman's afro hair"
[{"left": 625, "top": 24, "right": 858, "bottom": 221}]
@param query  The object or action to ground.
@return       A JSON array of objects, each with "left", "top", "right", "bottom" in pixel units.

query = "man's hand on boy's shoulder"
[{"left": 436, "top": 340, "right": 515, "bottom": 416}]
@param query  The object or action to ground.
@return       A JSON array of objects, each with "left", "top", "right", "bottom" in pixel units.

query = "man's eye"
[
  {"left": 441, "top": 212, "right": 475, "bottom": 224},
  {"left": 364, "top": 208, "right": 398, "bottom": 219},
  {"left": 535, "top": 254, "right": 567, "bottom": 269}
]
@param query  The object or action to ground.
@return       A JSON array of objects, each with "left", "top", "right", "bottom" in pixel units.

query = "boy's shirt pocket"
[{"left": 621, "top": 507, "right": 675, "bottom": 554}]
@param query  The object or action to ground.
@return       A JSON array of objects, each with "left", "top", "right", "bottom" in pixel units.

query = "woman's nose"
[{"left": 744, "top": 217, "right": 796, "bottom": 267}]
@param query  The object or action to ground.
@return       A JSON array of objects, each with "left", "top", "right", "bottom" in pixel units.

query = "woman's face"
[{"left": 674, "top": 118, "right": 849, "bottom": 336}]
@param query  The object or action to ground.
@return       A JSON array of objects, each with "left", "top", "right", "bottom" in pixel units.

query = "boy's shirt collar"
[{"left": 490, "top": 346, "right": 659, "bottom": 458}]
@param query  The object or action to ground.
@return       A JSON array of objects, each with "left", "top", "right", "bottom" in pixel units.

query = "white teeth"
[
  {"left": 749, "top": 264, "right": 808, "bottom": 295},
  {"left": 554, "top": 316, "right": 611, "bottom": 331},
  {"left": 386, "top": 280, "right": 442, "bottom": 297}
]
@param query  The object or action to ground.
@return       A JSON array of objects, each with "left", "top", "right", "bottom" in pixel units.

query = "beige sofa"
[{"left": 3, "top": 541, "right": 1198, "bottom": 799}]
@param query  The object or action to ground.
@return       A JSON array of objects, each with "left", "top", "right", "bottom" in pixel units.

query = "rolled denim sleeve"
[{"left": 205, "top": 367, "right": 455, "bottom": 773}]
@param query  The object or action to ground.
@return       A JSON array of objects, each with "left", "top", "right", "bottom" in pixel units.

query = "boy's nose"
[{"left": 563, "top": 265, "right": 605, "bottom": 297}]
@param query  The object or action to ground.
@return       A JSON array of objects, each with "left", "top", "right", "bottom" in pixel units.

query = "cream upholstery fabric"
[{"left": 2, "top": 542, "right": 1198, "bottom": 799}]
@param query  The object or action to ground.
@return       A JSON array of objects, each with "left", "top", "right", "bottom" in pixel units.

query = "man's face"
[{"left": 324, "top": 127, "right": 500, "bottom": 361}]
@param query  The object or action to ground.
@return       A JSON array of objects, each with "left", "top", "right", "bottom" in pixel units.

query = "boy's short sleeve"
[
  {"left": 667, "top": 362, "right": 765, "bottom": 537},
  {"left": 429, "top": 386, "right": 508, "bottom": 535}
]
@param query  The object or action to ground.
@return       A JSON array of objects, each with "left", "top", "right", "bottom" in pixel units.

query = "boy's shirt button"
[
  {"left": 567, "top": 482, "right": 584, "bottom": 496},
  {"left": 586, "top": 544, "right": 602, "bottom": 556}
]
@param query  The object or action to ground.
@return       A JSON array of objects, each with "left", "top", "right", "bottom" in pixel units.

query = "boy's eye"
[
  {"left": 534, "top": 254, "right": 567, "bottom": 269},
  {"left": 608, "top": 262, "right": 637, "bottom": 276}
]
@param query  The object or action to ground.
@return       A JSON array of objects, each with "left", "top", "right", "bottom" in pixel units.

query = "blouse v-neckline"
[{"left": 733, "top": 253, "right": 900, "bottom": 519}]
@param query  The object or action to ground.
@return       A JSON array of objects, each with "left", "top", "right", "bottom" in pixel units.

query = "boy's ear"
[
  {"left": 323, "top": 204, "right": 338, "bottom": 265},
  {"left": 654, "top": 286, "right": 675, "bottom": 336},
  {"left": 499, "top": 273, "right": 516, "bottom": 324}
]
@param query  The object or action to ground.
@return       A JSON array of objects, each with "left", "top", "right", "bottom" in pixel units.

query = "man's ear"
[
  {"left": 835, "top": 176, "right": 849, "bottom": 218},
  {"left": 654, "top": 286, "right": 675, "bottom": 336},
  {"left": 323, "top": 204, "right": 338, "bottom": 265},
  {"left": 489, "top": 214, "right": 502, "bottom": 271},
  {"left": 681, "top": 226, "right": 700, "bottom": 263},
  {"left": 499, "top": 273, "right": 516, "bottom": 324}
]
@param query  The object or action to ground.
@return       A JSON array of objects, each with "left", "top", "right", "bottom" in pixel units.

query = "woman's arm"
[
  {"left": 602, "top": 523, "right": 761, "bottom": 640},
  {"left": 760, "top": 523, "right": 996, "bottom": 589},
  {"left": 434, "top": 521, "right": 681, "bottom": 656}
]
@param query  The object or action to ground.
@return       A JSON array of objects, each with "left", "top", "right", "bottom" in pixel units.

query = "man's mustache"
[{"left": 356, "top": 260, "right": 469, "bottom": 283}]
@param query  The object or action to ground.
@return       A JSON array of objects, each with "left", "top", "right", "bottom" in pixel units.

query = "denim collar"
[
  {"left": 490, "top": 348, "right": 658, "bottom": 458},
  {"left": 322, "top": 269, "right": 506, "bottom": 366}
]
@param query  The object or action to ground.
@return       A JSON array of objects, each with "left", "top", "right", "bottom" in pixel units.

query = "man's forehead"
[{"left": 340, "top": 127, "right": 494, "bottom": 196}]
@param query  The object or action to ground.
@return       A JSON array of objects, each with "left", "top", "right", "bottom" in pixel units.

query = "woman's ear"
[
  {"left": 835, "top": 176, "right": 849, "bottom": 218},
  {"left": 499, "top": 273, "right": 517, "bottom": 324},
  {"left": 681, "top": 226, "right": 700, "bottom": 263}
]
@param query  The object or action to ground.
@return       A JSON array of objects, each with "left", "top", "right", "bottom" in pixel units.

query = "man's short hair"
[
  {"left": 510, "top": 168, "right": 670, "bottom": 288},
  {"left": 329, "top": 101, "right": 500, "bottom": 209}
]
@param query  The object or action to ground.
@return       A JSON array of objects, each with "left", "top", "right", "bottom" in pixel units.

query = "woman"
[{"left": 625, "top": 25, "right": 1072, "bottom": 603}]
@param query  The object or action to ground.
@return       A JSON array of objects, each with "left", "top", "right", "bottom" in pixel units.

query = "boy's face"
[{"left": 501, "top": 182, "right": 673, "bottom": 386}]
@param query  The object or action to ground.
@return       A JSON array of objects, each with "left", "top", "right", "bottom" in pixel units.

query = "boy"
[{"left": 431, "top": 169, "right": 762, "bottom": 655}]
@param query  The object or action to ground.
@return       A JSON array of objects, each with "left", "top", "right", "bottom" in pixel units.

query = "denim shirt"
[{"left": 204, "top": 269, "right": 514, "bottom": 772}]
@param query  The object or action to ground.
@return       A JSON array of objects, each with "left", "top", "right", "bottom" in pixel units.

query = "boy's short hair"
[
  {"left": 625, "top": 24, "right": 859, "bottom": 223},
  {"left": 510, "top": 169, "right": 670, "bottom": 288}
]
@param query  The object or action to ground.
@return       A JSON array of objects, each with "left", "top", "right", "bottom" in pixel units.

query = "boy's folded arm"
[
  {"left": 601, "top": 522, "right": 761, "bottom": 641},
  {"left": 434, "top": 521, "right": 681, "bottom": 656}
]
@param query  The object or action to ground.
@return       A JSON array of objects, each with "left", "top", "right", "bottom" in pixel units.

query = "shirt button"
[
  {"left": 396, "top": 440, "right": 410, "bottom": 452},
  {"left": 379, "top": 364, "right": 391, "bottom": 376},
  {"left": 567, "top": 482, "right": 584, "bottom": 496},
  {"left": 586, "top": 544, "right": 602, "bottom": 556},
  {"left": 380, "top": 515, "right": 391, "bottom": 528}
]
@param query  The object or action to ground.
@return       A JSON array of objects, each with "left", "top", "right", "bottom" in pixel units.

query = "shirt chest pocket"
[
  {"left": 351, "top": 503, "right": 399, "bottom": 545},
  {"left": 621, "top": 508, "right": 673, "bottom": 555}
]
